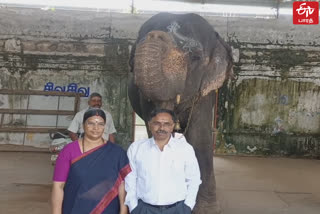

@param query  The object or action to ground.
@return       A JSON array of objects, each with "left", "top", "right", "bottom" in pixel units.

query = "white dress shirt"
[
  {"left": 67, "top": 107, "right": 116, "bottom": 140},
  {"left": 125, "top": 133, "right": 201, "bottom": 212}
]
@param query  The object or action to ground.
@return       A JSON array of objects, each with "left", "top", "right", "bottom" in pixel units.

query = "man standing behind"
[
  {"left": 125, "top": 108, "right": 201, "bottom": 214},
  {"left": 68, "top": 92, "right": 116, "bottom": 142}
]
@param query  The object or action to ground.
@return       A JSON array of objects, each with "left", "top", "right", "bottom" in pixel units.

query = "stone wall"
[
  {"left": 215, "top": 16, "right": 320, "bottom": 157},
  {"left": 0, "top": 8, "right": 143, "bottom": 149}
]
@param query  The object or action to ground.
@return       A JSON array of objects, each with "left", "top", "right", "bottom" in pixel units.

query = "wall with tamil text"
[{"left": 0, "top": 7, "right": 319, "bottom": 157}]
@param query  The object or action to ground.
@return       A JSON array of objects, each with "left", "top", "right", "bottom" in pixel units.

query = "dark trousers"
[{"left": 131, "top": 200, "right": 192, "bottom": 214}]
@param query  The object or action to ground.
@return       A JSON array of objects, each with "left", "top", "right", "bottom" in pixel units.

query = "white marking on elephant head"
[
  {"left": 214, "top": 57, "right": 222, "bottom": 64},
  {"left": 167, "top": 21, "right": 203, "bottom": 54},
  {"left": 167, "top": 21, "right": 180, "bottom": 33}
]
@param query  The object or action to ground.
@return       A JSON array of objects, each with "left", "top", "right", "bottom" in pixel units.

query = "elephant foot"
[{"left": 192, "top": 201, "right": 222, "bottom": 214}]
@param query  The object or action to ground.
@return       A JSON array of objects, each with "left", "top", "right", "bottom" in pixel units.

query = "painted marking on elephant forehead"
[
  {"left": 167, "top": 22, "right": 203, "bottom": 53},
  {"left": 215, "top": 57, "right": 222, "bottom": 64}
]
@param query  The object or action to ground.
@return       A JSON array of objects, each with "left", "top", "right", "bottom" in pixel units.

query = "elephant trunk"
[{"left": 134, "top": 30, "right": 188, "bottom": 103}]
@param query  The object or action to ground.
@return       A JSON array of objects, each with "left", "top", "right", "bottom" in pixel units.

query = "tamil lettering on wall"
[{"left": 43, "top": 82, "right": 90, "bottom": 97}]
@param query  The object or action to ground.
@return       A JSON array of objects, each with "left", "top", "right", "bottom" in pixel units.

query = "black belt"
[{"left": 144, "top": 200, "right": 182, "bottom": 210}]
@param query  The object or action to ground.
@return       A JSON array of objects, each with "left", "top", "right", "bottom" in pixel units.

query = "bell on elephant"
[
  {"left": 176, "top": 94, "right": 181, "bottom": 105},
  {"left": 174, "top": 119, "right": 181, "bottom": 131}
]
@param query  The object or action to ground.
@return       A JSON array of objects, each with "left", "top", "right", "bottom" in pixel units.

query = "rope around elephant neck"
[{"left": 183, "top": 93, "right": 200, "bottom": 135}]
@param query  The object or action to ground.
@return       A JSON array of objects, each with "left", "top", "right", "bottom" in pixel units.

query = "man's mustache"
[{"left": 156, "top": 130, "right": 168, "bottom": 134}]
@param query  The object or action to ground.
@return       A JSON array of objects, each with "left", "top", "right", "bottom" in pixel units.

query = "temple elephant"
[{"left": 128, "top": 12, "right": 233, "bottom": 214}]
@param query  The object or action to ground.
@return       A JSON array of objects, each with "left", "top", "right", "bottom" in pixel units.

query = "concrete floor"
[
  {"left": 0, "top": 152, "right": 52, "bottom": 214},
  {"left": 215, "top": 156, "right": 320, "bottom": 214},
  {"left": 0, "top": 152, "right": 319, "bottom": 214}
]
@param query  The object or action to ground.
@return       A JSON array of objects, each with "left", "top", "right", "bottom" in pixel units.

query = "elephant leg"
[{"left": 185, "top": 91, "right": 221, "bottom": 214}]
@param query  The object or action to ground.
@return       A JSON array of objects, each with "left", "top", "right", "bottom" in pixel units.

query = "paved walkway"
[
  {"left": 215, "top": 156, "right": 320, "bottom": 214},
  {"left": 0, "top": 152, "right": 52, "bottom": 214},
  {"left": 0, "top": 152, "right": 319, "bottom": 214}
]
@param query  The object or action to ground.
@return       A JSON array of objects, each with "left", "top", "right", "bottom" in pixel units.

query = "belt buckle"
[
  {"left": 164, "top": 204, "right": 171, "bottom": 209},
  {"left": 162, "top": 203, "right": 176, "bottom": 210},
  {"left": 149, "top": 201, "right": 179, "bottom": 210},
  {"left": 159, "top": 205, "right": 170, "bottom": 210}
]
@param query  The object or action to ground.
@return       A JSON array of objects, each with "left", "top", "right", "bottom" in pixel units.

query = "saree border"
[
  {"left": 71, "top": 143, "right": 106, "bottom": 165},
  {"left": 90, "top": 164, "right": 132, "bottom": 214}
]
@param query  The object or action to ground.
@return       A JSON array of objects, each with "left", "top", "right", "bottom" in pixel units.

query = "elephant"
[{"left": 128, "top": 13, "right": 233, "bottom": 214}]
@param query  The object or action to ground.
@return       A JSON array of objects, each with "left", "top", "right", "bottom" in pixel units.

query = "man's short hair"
[
  {"left": 149, "top": 108, "right": 176, "bottom": 122},
  {"left": 89, "top": 92, "right": 102, "bottom": 100}
]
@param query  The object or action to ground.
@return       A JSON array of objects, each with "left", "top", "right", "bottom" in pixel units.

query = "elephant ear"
[{"left": 200, "top": 38, "right": 233, "bottom": 96}]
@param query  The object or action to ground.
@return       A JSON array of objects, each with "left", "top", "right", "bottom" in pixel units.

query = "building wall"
[
  {"left": 0, "top": 8, "right": 144, "bottom": 149},
  {"left": 215, "top": 16, "right": 320, "bottom": 157},
  {"left": 0, "top": 7, "right": 319, "bottom": 156}
]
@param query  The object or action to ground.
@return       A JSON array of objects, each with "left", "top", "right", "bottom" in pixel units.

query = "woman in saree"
[{"left": 51, "top": 108, "right": 131, "bottom": 214}]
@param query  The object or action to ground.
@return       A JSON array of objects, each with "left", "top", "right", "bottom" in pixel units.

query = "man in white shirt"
[
  {"left": 67, "top": 92, "right": 116, "bottom": 142},
  {"left": 125, "top": 108, "right": 201, "bottom": 214}
]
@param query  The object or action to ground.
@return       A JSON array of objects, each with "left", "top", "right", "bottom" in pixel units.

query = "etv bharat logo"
[{"left": 293, "top": 1, "right": 319, "bottom": 24}]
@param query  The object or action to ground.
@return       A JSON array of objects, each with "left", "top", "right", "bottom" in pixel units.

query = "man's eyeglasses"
[{"left": 150, "top": 121, "right": 174, "bottom": 129}]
